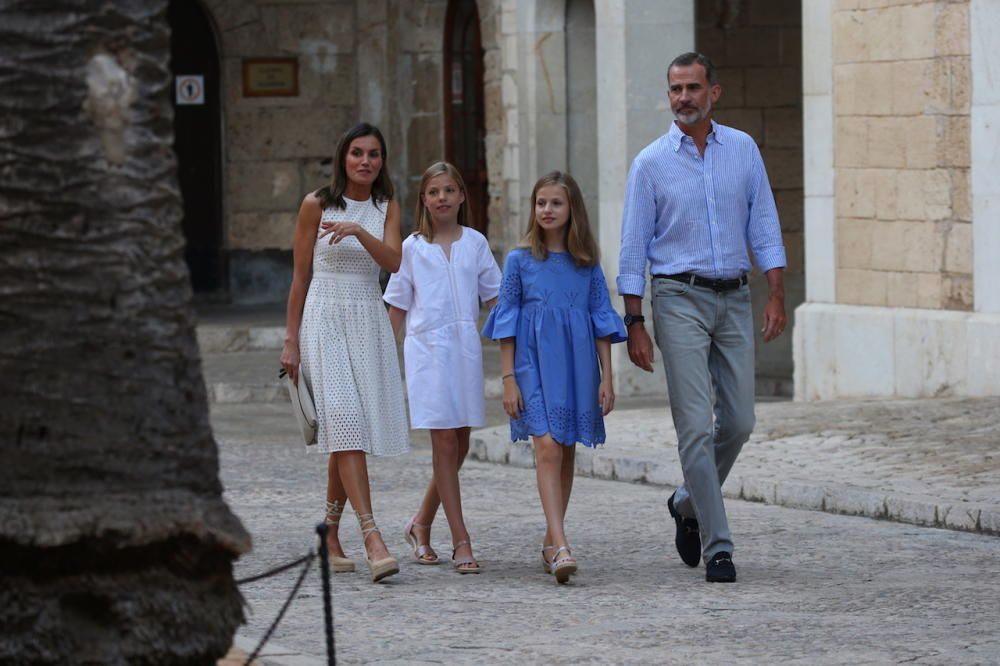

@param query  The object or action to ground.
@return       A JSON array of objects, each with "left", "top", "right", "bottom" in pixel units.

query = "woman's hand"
[
  {"left": 280, "top": 340, "right": 301, "bottom": 385},
  {"left": 318, "top": 221, "right": 363, "bottom": 245},
  {"left": 599, "top": 377, "right": 615, "bottom": 416},
  {"left": 502, "top": 376, "right": 524, "bottom": 420}
]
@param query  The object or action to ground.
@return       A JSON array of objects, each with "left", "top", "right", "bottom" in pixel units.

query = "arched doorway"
[
  {"left": 444, "top": 0, "right": 489, "bottom": 235},
  {"left": 169, "top": 0, "right": 224, "bottom": 295}
]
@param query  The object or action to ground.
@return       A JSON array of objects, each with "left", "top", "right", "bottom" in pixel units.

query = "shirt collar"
[{"left": 667, "top": 119, "right": 724, "bottom": 151}]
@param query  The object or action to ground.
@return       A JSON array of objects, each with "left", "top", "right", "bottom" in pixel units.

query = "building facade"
[{"left": 171, "top": 0, "right": 998, "bottom": 399}]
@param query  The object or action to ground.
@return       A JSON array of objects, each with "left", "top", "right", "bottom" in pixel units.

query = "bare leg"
[
  {"left": 412, "top": 427, "right": 472, "bottom": 559},
  {"left": 335, "top": 451, "right": 391, "bottom": 561},
  {"left": 534, "top": 434, "right": 570, "bottom": 555},
  {"left": 544, "top": 443, "right": 576, "bottom": 549},
  {"left": 429, "top": 428, "right": 477, "bottom": 569},
  {"left": 324, "top": 454, "right": 349, "bottom": 558}
]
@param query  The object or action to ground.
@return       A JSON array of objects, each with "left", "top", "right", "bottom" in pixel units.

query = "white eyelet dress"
[{"left": 298, "top": 197, "right": 410, "bottom": 456}]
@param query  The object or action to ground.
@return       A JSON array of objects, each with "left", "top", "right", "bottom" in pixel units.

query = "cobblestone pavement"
[
  {"left": 472, "top": 398, "right": 1000, "bottom": 535},
  {"left": 215, "top": 403, "right": 1000, "bottom": 665}
]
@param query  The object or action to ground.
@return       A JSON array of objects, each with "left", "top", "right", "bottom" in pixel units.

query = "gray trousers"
[{"left": 650, "top": 276, "right": 756, "bottom": 562}]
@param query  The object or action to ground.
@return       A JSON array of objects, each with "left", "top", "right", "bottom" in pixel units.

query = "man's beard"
[{"left": 673, "top": 99, "right": 712, "bottom": 126}]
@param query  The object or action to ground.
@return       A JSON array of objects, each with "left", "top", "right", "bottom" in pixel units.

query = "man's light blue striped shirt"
[{"left": 616, "top": 120, "right": 786, "bottom": 296}]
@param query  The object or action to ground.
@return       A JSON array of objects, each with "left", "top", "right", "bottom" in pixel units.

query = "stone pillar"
[
  {"left": 802, "top": 0, "right": 835, "bottom": 305},
  {"left": 596, "top": 0, "right": 693, "bottom": 397},
  {"left": 516, "top": 0, "right": 569, "bottom": 218},
  {"left": 969, "top": 0, "right": 1000, "bottom": 393},
  {"left": 566, "top": 0, "right": 598, "bottom": 242}
]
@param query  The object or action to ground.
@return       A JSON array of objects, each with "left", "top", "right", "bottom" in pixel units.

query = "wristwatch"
[{"left": 623, "top": 313, "right": 645, "bottom": 328}]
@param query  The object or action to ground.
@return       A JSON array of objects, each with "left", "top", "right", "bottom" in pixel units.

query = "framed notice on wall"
[{"left": 242, "top": 58, "right": 299, "bottom": 97}]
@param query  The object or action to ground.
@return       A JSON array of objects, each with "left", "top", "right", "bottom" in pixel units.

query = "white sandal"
[
  {"left": 549, "top": 545, "right": 577, "bottom": 584},
  {"left": 324, "top": 500, "right": 355, "bottom": 573},
  {"left": 404, "top": 516, "right": 441, "bottom": 565},
  {"left": 541, "top": 544, "right": 554, "bottom": 574},
  {"left": 451, "top": 540, "right": 482, "bottom": 574}
]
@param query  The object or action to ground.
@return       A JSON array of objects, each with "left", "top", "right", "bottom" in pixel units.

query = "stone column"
[
  {"left": 969, "top": 0, "right": 1000, "bottom": 392},
  {"left": 802, "top": 0, "right": 835, "bottom": 305},
  {"left": 595, "top": 0, "right": 693, "bottom": 397}
]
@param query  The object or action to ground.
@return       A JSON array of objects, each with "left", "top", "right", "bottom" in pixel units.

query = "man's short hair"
[{"left": 668, "top": 52, "right": 718, "bottom": 86}]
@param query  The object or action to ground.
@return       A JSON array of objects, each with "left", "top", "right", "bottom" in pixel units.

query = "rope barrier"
[
  {"left": 235, "top": 553, "right": 314, "bottom": 586},
  {"left": 236, "top": 523, "right": 336, "bottom": 664}
]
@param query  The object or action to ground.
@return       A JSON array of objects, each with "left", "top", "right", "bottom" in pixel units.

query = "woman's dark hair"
[{"left": 315, "top": 122, "right": 394, "bottom": 210}]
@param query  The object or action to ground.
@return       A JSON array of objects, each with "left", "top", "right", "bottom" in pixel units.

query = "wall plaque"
[{"left": 242, "top": 58, "right": 299, "bottom": 97}]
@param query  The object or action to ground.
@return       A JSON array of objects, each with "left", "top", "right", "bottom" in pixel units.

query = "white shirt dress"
[{"left": 383, "top": 228, "right": 502, "bottom": 429}]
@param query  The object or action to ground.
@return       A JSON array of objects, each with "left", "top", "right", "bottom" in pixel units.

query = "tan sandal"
[
  {"left": 549, "top": 545, "right": 577, "bottom": 584},
  {"left": 451, "top": 540, "right": 481, "bottom": 574},
  {"left": 357, "top": 513, "right": 399, "bottom": 583},
  {"left": 404, "top": 516, "right": 441, "bottom": 565},
  {"left": 324, "top": 500, "right": 355, "bottom": 573}
]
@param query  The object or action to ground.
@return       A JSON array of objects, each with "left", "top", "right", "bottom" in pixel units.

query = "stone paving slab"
[
  {"left": 471, "top": 397, "right": 1000, "bottom": 536},
  {"left": 214, "top": 403, "right": 1000, "bottom": 664}
]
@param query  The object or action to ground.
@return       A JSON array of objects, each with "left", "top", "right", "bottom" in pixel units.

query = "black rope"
[
  {"left": 235, "top": 552, "right": 314, "bottom": 585},
  {"left": 316, "top": 523, "right": 336, "bottom": 665},
  {"left": 242, "top": 551, "right": 315, "bottom": 666}
]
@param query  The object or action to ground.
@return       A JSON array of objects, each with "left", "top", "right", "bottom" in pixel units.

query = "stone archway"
[
  {"left": 445, "top": 0, "right": 490, "bottom": 234},
  {"left": 169, "top": 0, "right": 225, "bottom": 295}
]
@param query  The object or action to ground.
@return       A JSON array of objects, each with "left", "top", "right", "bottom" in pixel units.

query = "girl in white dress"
[
  {"left": 280, "top": 122, "right": 409, "bottom": 583},
  {"left": 384, "top": 162, "right": 501, "bottom": 573}
]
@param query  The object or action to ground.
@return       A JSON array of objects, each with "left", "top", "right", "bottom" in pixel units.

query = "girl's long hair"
[
  {"left": 315, "top": 122, "right": 394, "bottom": 210},
  {"left": 413, "top": 161, "right": 469, "bottom": 241},
  {"left": 519, "top": 171, "right": 598, "bottom": 267}
]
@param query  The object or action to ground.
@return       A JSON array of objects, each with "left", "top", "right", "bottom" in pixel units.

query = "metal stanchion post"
[{"left": 315, "top": 523, "right": 336, "bottom": 665}]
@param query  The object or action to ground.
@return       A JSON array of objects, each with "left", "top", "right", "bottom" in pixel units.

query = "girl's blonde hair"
[
  {"left": 519, "top": 171, "right": 598, "bottom": 267},
  {"left": 413, "top": 161, "right": 469, "bottom": 241}
]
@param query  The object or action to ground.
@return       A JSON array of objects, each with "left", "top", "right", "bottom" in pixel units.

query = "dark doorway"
[
  {"left": 169, "top": 0, "right": 225, "bottom": 294},
  {"left": 444, "top": 0, "right": 489, "bottom": 235}
]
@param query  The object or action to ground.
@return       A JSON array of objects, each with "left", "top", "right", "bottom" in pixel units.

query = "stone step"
[
  {"left": 200, "top": 347, "right": 505, "bottom": 405},
  {"left": 197, "top": 325, "right": 285, "bottom": 354}
]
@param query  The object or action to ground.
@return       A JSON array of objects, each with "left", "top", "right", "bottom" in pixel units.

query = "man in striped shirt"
[{"left": 617, "top": 52, "right": 787, "bottom": 583}]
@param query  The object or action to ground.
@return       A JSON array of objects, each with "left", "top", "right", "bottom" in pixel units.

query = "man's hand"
[
  {"left": 761, "top": 268, "right": 787, "bottom": 343},
  {"left": 627, "top": 325, "right": 655, "bottom": 372},
  {"left": 761, "top": 295, "right": 786, "bottom": 342}
]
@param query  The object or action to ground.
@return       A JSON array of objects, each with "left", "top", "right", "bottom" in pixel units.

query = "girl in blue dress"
[{"left": 482, "top": 171, "right": 626, "bottom": 584}]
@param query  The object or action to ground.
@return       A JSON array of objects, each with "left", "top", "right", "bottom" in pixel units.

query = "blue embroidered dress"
[{"left": 482, "top": 249, "right": 627, "bottom": 447}]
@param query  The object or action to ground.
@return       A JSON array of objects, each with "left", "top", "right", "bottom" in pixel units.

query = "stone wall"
[
  {"left": 696, "top": 0, "right": 803, "bottom": 392},
  {"left": 832, "top": 0, "right": 972, "bottom": 310},
  {"left": 198, "top": 0, "right": 511, "bottom": 302},
  {"left": 203, "top": 0, "right": 358, "bottom": 302}
]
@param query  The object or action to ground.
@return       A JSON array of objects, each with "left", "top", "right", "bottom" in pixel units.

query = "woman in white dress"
[
  {"left": 280, "top": 122, "right": 409, "bottom": 583},
  {"left": 384, "top": 162, "right": 501, "bottom": 573}
]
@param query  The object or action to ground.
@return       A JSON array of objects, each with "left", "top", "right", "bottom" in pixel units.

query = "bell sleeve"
[
  {"left": 481, "top": 249, "right": 521, "bottom": 340},
  {"left": 589, "top": 263, "right": 627, "bottom": 343}
]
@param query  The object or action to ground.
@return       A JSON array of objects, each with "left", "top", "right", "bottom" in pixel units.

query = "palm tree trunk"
[{"left": 0, "top": 1, "right": 250, "bottom": 661}]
